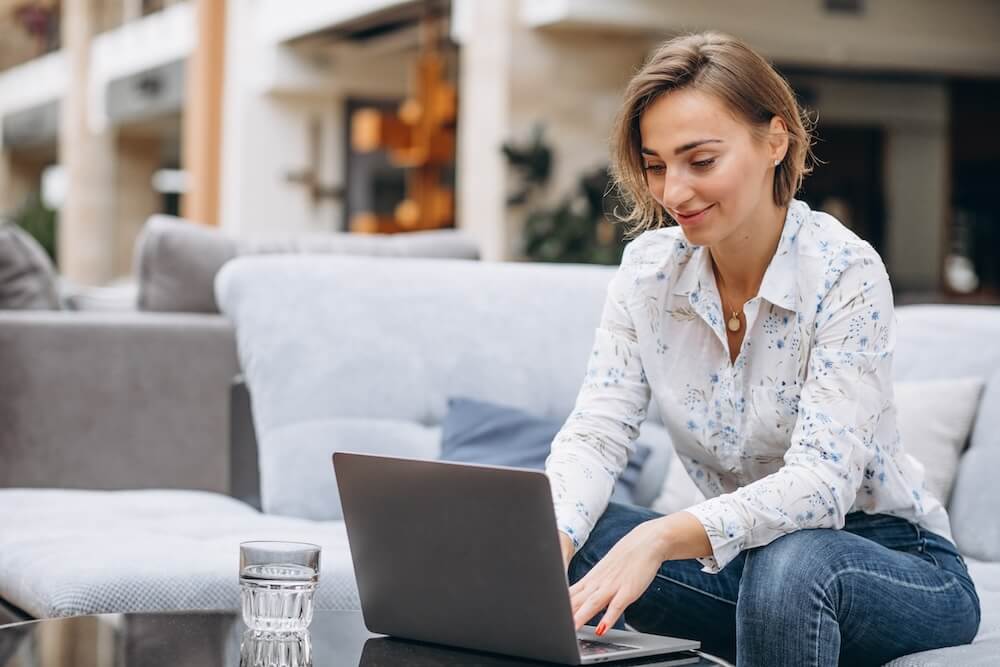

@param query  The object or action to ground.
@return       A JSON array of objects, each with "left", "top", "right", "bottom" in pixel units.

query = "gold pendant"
[{"left": 727, "top": 312, "right": 741, "bottom": 332}]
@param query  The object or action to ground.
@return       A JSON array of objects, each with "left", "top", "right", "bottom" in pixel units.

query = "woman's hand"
[{"left": 568, "top": 516, "right": 672, "bottom": 636}]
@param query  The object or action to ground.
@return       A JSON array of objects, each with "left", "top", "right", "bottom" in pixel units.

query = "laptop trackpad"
[{"left": 578, "top": 637, "right": 641, "bottom": 656}]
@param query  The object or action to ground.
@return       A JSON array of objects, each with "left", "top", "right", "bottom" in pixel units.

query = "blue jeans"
[{"left": 569, "top": 503, "right": 981, "bottom": 666}]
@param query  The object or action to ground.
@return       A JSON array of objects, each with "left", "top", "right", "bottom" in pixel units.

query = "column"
[
  {"left": 181, "top": 0, "right": 226, "bottom": 226},
  {"left": 115, "top": 134, "right": 160, "bottom": 276},
  {"left": 58, "top": 0, "right": 116, "bottom": 284}
]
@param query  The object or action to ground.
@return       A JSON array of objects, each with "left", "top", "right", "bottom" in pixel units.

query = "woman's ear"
[{"left": 768, "top": 115, "right": 789, "bottom": 164}]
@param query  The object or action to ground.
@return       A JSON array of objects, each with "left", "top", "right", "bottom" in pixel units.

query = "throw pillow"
[
  {"left": 137, "top": 215, "right": 481, "bottom": 314},
  {"left": 0, "top": 220, "right": 60, "bottom": 309},
  {"left": 134, "top": 215, "right": 237, "bottom": 313},
  {"left": 895, "top": 376, "right": 983, "bottom": 503},
  {"left": 440, "top": 396, "right": 652, "bottom": 505},
  {"left": 266, "top": 417, "right": 443, "bottom": 520},
  {"left": 649, "top": 376, "right": 985, "bottom": 514},
  {"left": 650, "top": 453, "right": 706, "bottom": 515}
]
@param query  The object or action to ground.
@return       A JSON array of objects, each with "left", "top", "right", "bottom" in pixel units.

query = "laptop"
[{"left": 332, "top": 452, "right": 701, "bottom": 665}]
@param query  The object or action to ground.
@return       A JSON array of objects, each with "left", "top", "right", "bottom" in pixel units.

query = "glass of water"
[
  {"left": 240, "top": 628, "right": 312, "bottom": 667},
  {"left": 239, "top": 541, "right": 320, "bottom": 633}
]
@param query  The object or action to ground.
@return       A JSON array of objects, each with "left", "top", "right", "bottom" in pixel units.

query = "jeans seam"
[
  {"left": 823, "top": 567, "right": 963, "bottom": 594},
  {"left": 652, "top": 572, "right": 737, "bottom": 607},
  {"left": 814, "top": 587, "right": 825, "bottom": 667}
]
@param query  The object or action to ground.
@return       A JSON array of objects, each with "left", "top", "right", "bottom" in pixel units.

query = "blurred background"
[{"left": 1, "top": 0, "right": 997, "bottom": 303}]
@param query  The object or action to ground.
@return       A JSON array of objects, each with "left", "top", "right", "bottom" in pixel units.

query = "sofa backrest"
[
  {"left": 219, "top": 256, "right": 623, "bottom": 430},
  {"left": 135, "top": 215, "right": 481, "bottom": 313},
  {"left": 0, "top": 310, "right": 239, "bottom": 492},
  {"left": 216, "top": 255, "right": 673, "bottom": 520},
  {"left": 217, "top": 256, "right": 1000, "bottom": 561},
  {"left": 894, "top": 305, "right": 1000, "bottom": 561}
]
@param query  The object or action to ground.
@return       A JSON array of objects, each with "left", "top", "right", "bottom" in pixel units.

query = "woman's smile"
[{"left": 673, "top": 203, "right": 715, "bottom": 227}]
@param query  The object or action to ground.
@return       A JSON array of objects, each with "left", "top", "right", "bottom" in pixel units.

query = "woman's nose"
[{"left": 659, "top": 177, "right": 694, "bottom": 211}]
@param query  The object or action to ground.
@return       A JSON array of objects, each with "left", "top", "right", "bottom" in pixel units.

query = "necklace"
[
  {"left": 719, "top": 292, "right": 742, "bottom": 332},
  {"left": 711, "top": 258, "right": 745, "bottom": 332},
  {"left": 727, "top": 309, "right": 741, "bottom": 332},
  {"left": 726, "top": 306, "right": 741, "bottom": 332}
]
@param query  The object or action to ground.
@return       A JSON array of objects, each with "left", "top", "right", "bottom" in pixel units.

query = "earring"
[{"left": 774, "top": 158, "right": 781, "bottom": 166}]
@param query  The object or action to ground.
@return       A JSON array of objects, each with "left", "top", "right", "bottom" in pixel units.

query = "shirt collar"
[{"left": 672, "top": 200, "right": 804, "bottom": 314}]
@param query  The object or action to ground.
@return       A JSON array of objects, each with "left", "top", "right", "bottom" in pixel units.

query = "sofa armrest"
[
  {"left": 230, "top": 376, "right": 260, "bottom": 510},
  {"left": 0, "top": 311, "right": 239, "bottom": 492}
]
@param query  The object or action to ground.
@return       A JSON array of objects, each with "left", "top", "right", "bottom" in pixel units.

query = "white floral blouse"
[{"left": 545, "top": 199, "right": 953, "bottom": 574}]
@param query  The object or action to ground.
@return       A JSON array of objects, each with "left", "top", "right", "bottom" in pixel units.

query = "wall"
[
  {"left": 456, "top": 0, "right": 960, "bottom": 279},
  {"left": 787, "top": 74, "right": 949, "bottom": 291},
  {"left": 505, "top": 27, "right": 654, "bottom": 259},
  {"left": 522, "top": 0, "right": 1000, "bottom": 77},
  {"left": 219, "top": 1, "right": 410, "bottom": 237},
  {"left": 454, "top": 0, "right": 654, "bottom": 260},
  {"left": 453, "top": 0, "right": 514, "bottom": 261}
]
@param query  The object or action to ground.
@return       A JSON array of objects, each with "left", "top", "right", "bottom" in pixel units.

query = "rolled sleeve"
[
  {"left": 544, "top": 245, "right": 652, "bottom": 551},
  {"left": 685, "top": 251, "right": 895, "bottom": 573}
]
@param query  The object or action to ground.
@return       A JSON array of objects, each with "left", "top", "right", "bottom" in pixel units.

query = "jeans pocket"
[{"left": 846, "top": 513, "right": 924, "bottom": 555}]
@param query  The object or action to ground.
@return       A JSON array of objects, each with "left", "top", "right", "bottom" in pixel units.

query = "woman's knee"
[{"left": 738, "top": 529, "right": 844, "bottom": 611}]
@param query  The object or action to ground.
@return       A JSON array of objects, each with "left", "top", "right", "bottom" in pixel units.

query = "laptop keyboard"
[{"left": 578, "top": 637, "right": 641, "bottom": 655}]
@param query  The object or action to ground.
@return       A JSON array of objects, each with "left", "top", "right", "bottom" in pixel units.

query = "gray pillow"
[
  {"left": 134, "top": 215, "right": 237, "bottom": 313},
  {"left": 440, "top": 396, "right": 652, "bottom": 505},
  {"left": 136, "top": 215, "right": 481, "bottom": 314},
  {"left": 0, "top": 221, "right": 60, "bottom": 310}
]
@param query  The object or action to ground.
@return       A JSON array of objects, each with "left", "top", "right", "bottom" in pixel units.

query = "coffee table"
[{"left": 0, "top": 609, "right": 731, "bottom": 666}]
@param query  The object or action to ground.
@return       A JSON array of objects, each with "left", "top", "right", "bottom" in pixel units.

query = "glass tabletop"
[{"left": 0, "top": 610, "right": 730, "bottom": 666}]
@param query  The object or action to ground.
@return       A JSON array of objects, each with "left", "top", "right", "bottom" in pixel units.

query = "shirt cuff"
[
  {"left": 555, "top": 509, "right": 591, "bottom": 552},
  {"left": 683, "top": 497, "right": 748, "bottom": 574}
]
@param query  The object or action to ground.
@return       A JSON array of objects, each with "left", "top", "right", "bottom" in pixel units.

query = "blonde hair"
[{"left": 610, "top": 31, "right": 816, "bottom": 236}]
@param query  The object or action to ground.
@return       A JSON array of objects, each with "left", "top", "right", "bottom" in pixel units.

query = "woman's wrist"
[
  {"left": 558, "top": 530, "right": 576, "bottom": 568},
  {"left": 651, "top": 511, "right": 712, "bottom": 562}
]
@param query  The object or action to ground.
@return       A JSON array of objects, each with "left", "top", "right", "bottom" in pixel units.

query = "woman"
[{"left": 544, "top": 32, "right": 981, "bottom": 666}]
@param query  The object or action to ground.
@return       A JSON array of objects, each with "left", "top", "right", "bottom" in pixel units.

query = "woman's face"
[{"left": 638, "top": 88, "right": 786, "bottom": 247}]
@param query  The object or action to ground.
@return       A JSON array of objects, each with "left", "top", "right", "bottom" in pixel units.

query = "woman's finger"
[
  {"left": 569, "top": 570, "right": 600, "bottom": 601},
  {"left": 570, "top": 587, "right": 587, "bottom": 615},
  {"left": 595, "top": 592, "right": 631, "bottom": 636},
  {"left": 572, "top": 587, "right": 613, "bottom": 629}
]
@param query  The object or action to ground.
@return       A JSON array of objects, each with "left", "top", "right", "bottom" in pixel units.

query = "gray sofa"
[
  {"left": 0, "top": 216, "right": 480, "bottom": 492},
  {"left": 1, "top": 253, "right": 997, "bottom": 666}
]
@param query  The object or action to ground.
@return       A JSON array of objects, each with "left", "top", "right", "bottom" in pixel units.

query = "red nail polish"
[{"left": 596, "top": 622, "right": 607, "bottom": 636}]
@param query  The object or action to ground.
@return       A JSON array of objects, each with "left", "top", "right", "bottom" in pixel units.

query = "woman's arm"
[
  {"left": 561, "top": 511, "right": 713, "bottom": 571},
  {"left": 684, "top": 245, "right": 897, "bottom": 573},
  {"left": 545, "top": 241, "right": 653, "bottom": 556}
]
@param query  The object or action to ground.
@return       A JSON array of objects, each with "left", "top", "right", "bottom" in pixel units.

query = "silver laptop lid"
[{"left": 333, "top": 452, "right": 584, "bottom": 664}]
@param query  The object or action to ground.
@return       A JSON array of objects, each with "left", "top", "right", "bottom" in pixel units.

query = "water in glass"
[{"left": 240, "top": 541, "right": 320, "bottom": 633}]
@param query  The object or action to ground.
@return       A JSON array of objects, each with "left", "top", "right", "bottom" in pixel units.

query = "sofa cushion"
[
  {"left": 895, "top": 305, "right": 1000, "bottom": 562},
  {"left": 136, "top": 215, "right": 481, "bottom": 313},
  {"left": 0, "top": 221, "right": 60, "bottom": 310},
  {"left": 895, "top": 377, "right": 983, "bottom": 504},
  {"left": 440, "top": 396, "right": 651, "bottom": 505},
  {"left": 61, "top": 281, "right": 139, "bottom": 311},
  {"left": 651, "top": 451, "right": 706, "bottom": 515},
  {"left": 216, "top": 256, "right": 671, "bottom": 520},
  {"left": 2, "top": 489, "right": 994, "bottom": 664},
  {"left": 950, "top": 366, "right": 1000, "bottom": 562},
  {"left": 134, "top": 216, "right": 238, "bottom": 313},
  {"left": 263, "top": 418, "right": 441, "bottom": 521},
  {"left": 0, "top": 489, "right": 360, "bottom": 618},
  {"left": 649, "top": 375, "right": 985, "bottom": 517}
]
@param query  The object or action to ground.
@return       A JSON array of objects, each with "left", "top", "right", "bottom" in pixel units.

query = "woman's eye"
[
  {"left": 692, "top": 158, "right": 716, "bottom": 168},
  {"left": 644, "top": 164, "right": 665, "bottom": 175}
]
